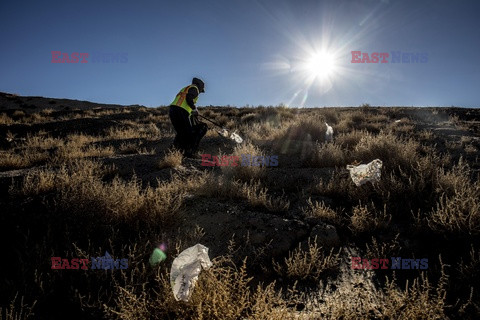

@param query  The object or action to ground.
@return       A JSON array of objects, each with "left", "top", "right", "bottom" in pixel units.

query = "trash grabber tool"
[
  {"left": 198, "top": 114, "right": 224, "bottom": 128},
  {"left": 197, "top": 114, "right": 243, "bottom": 144}
]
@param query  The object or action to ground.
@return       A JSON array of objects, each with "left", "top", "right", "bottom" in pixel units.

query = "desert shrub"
[
  {"left": 12, "top": 160, "right": 112, "bottom": 196},
  {"left": 50, "top": 141, "right": 114, "bottom": 163},
  {"left": 27, "top": 112, "right": 50, "bottom": 123},
  {"left": 23, "top": 133, "right": 63, "bottom": 150},
  {"left": 381, "top": 271, "right": 448, "bottom": 319},
  {"left": 237, "top": 179, "right": 290, "bottom": 213},
  {"left": 221, "top": 142, "right": 266, "bottom": 181},
  {"left": 349, "top": 202, "right": 391, "bottom": 234},
  {"left": 242, "top": 118, "right": 291, "bottom": 141},
  {"left": 334, "top": 110, "right": 366, "bottom": 133},
  {"left": 353, "top": 131, "right": 420, "bottom": 171},
  {"left": 315, "top": 170, "right": 373, "bottom": 206},
  {"left": 0, "top": 294, "right": 36, "bottom": 320},
  {"left": 240, "top": 113, "right": 256, "bottom": 124},
  {"left": 11, "top": 110, "right": 26, "bottom": 119},
  {"left": 365, "top": 234, "right": 401, "bottom": 260},
  {"left": 334, "top": 130, "right": 365, "bottom": 150},
  {"left": 308, "top": 263, "right": 449, "bottom": 319},
  {"left": 372, "top": 153, "right": 447, "bottom": 218},
  {"left": 456, "top": 246, "right": 480, "bottom": 312},
  {"left": 248, "top": 282, "right": 295, "bottom": 319},
  {"left": 0, "top": 112, "right": 14, "bottom": 125},
  {"left": 198, "top": 177, "right": 289, "bottom": 213},
  {"left": 417, "top": 129, "right": 435, "bottom": 142},
  {"left": 0, "top": 132, "right": 115, "bottom": 170},
  {"left": 0, "top": 151, "right": 27, "bottom": 169},
  {"left": 104, "top": 126, "right": 151, "bottom": 140},
  {"left": 335, "top": 109, "right": 391, "bottom": 134},
  {"left": 11, "top": 167, "right": 58, "bottom": 196},
  {"left": 273, "top": 237, "right": 340, "bottom": 282},
  {"left": 281, "top": 118, "right": 326, "bottom": 143},
  {"left": 427, "top": 185, "right": 480, "bottom": 235},
  {"left": 41, "top": 108, "right": 54, "bottom": 115},
  {"left": 118, "top": 142, "right": 139, "bottom": 154},
  {"left": 318, "top": 108, "right": 339, "bottom": 125},
  {"left": 303, "top": 198, "right": 343, "bottom": 225},
  {"left": 14, "top": 159, "right": 185, "bottom": 226},
  {"left": 105, "top": 253, "right": 295, "bottom": 320},
  {"left": 56, "top": 173, "right": 184, "bottom": 225},
  {"left": 457, "top": 246, "right": 480, "bottom": 291},
  {"left": 158, "top": 149, "right": 183, "bottom": 169},
  {"left": 424, "top": 159, "right": 480, "bottom": 234},
  {"left": 390, "top": 123, "right": 416, "bottom": 136},
  {"left": 309, "top": 142, "right": 348, "bottom": 168}
]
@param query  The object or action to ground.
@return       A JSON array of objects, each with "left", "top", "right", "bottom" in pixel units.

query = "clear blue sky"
[{"left": 0, "top": 0, "right": 479, "bottom": 107}]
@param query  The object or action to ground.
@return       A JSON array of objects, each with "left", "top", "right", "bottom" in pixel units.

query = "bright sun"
[{"left": 305, "top": 51, "right": 336, "bottom": 81}]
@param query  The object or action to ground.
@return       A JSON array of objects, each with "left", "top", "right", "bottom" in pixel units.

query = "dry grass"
[
  {"left": 303, "top": 198, "right": 343, "bottom": 225},
  {"left": 309, "top": 142, "right": 348, "bottom": 168},
  {"left": 353, "top": 131, "right": 420, "bottom": 170},
  {"left": 306, "top": 260, "right": 449, "bottom": 319},
  {"left": 0, "top": 294, "right": 36, "bottom": 320},
  {"left": 2, "top": 104, "right": 479, "bottom": 319},
  {"left": 103, "top": 249, "right": 297, "bottom": 320},
  {"left": 273, "top": 237, "right": 341, "bottom": 281},
  {"left": 158, "top": 149, "right": 183, "bottom": 169},
  {"left": 350, "top": 202, "right": 391, "bottom": 234},
  {"left": 406, "top": 159, "right": 480, "bottom": 235},
  {"left": 365, "top": 235, "right": 401, "bottom": 260},
  {"left": 221, "top": 142, "right": 267, "bottom": 181},
  {"left": 0, "top": 113, "right": 14, "bottom": 125},
  {"left": 237, "top": 179, "right": 290, "bottom": 213},
  {"left": 13, "top": 159, "right": 185, "bottom": 225}
]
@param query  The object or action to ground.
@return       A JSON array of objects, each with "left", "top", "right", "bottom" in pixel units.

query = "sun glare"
[{"left": 305, "top": 51, "right": 336, "bottom": 80}]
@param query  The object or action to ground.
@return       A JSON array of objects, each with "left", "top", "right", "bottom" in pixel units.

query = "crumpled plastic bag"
[
  {"left": 325, "top": 122, "right": 333, "bottom": 142},
  {"left": 346, "top": 159, "right": 383, "bottom": 186},
  {"left": 170, "top": 244, "right": 212, "bottom": 302},
  {"left": 230, "top": 131, "right": 243, "bottom": 144},
  {"left": 217, "top": 128, "right": 243, "bottom": 144},
  {"left": 217, "top": 128, "right": 229, "bottom": 138}
]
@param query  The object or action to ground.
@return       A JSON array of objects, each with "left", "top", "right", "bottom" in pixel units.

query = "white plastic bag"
[
  {"left": 325, "top": 122, "right": 333, "bottom": 142},
  {"left": 230, "top": 131, "right": 243, "bottom": 144},
  {"left": 346, "top": 159, "right": 383, "bottom": 186},
  {"left": 170, "top": 244, "right": 212, "bottom": 302}
]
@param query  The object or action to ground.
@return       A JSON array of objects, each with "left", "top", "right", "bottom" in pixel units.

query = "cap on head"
[{"left": 192, "top": 77, "right": 205, "bottom": 93}]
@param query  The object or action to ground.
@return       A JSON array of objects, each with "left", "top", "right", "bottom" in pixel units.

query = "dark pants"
[{"left": 169, "top": 105, "right": 207, "bottom": 156}]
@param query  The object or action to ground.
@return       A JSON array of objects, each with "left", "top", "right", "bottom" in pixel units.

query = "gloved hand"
[{"left": 191, "top": 109, "right": 199, "bottom": 117}]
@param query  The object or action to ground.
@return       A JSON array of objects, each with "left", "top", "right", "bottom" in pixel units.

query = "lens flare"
[{"left": 305, "top": 52, "right": 336, "bottom": 80}]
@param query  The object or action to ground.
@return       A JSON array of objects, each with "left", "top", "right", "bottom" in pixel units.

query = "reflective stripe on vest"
[{"left": 171, "top": 85, "right": 199, "bottom": 114}]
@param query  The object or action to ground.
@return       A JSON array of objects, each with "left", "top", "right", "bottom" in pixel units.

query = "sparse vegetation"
[
  {"left": 1, "top": 99, "right": 480, "bottom": 319},
  {"left": 273, "top": 237, "right": 341, "bottom": 281}
]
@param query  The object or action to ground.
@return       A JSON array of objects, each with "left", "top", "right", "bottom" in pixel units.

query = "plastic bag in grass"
[
  {"left": 170, "top": 244, "right": 212, "bottom": 302},
  {"left": 346, "top": 159, "right": 383, "bottom": 186}
]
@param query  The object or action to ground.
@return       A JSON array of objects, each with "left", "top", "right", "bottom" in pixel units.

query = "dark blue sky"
[{"left": 0, "top": 0, "right": 479, "bottom": 107}]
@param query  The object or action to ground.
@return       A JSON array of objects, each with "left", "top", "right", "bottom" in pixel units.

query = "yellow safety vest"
[{"left": 171, "top": 85, "right": 199, "bottom": 114}]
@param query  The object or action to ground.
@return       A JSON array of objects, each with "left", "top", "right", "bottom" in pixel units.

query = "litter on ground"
[
  {"left": 217, "top": 128, "right": 229, "bottom": 138},
  {"left": 170, "top": 244, "right": 212, "bottom": 302},
  {"left": 346, "top": 159, "right": 383, "bottom": 186},
  {"left": 325, "top": 122, "right": 334, "bottom": 142},
  {"left": 230, "top": 131, "right": 243, "bottom": 144}
]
